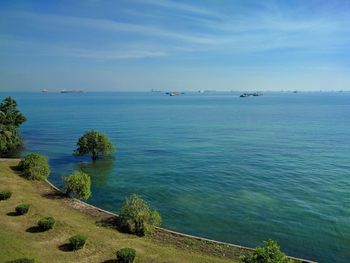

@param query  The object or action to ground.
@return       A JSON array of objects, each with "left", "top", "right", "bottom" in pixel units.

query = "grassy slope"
[{"left": 0, "top": 160, "right": 238, "bottom": 263}]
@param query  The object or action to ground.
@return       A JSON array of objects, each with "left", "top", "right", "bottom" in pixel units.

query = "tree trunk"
[{"left": 92, "top": 151, "right": 98, "bottom": 161}]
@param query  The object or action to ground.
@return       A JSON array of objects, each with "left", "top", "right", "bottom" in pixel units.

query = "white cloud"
[{"left": 131, "top": 0, "right": 218, "bottom": 17}]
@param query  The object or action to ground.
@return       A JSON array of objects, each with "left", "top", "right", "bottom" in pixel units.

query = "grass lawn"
[{"left": 0, "top": 160, "right": 244, "bottom": 263}]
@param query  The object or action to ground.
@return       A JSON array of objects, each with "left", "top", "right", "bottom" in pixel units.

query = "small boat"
[{"left": 41, "top": 89, "right": 48, "bottom": 93}]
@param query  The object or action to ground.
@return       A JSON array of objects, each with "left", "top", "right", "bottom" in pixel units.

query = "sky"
[{"left": 1, "top": 0, "right": 350, "bottom": 92}]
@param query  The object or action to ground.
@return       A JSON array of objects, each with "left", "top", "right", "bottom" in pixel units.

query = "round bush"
[
  {"left": 15, "top": 204, "right": 31, "bottom": 215},
  {"left": 119, "top": 194, "right": 161, "bottom": 236},
  {"left": 6, "top": 258, "right": 35, "bottom": 263},
  {"left": 116, "top": 248, "right": 136, "bottom": 263},
  {"left": 69, "top": 234, "right": 87, "bottom": 250},
  {"left": 240, "top": 239, "right": 293, "bottom": 263},
  {"left": 38, "top": 216, "right": 55, "bottom": 231},
  {"left": 64, "top": 171, "right": 91, "bottom": 200},
  {"left": 18, "top": 152, "right": 50, "bottom": 180},
  {"left": 0, "top": 190, "right": 12, "bottom": 200}
]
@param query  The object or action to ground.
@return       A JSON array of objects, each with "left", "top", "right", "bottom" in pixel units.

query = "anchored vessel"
[
  {"left": 60, "top": 89, "right": 84, "bottom": 94},
  {"left": 239, "top": 92, "right": 263, "bottom": 98}
]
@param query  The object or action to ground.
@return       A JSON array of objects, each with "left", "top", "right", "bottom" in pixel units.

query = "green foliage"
[
  {"left": 0, "top": 190, "right": 12, "bottom": 200},
  {"left": 6, "top": 258, "right": 35, "bottom": 263},
  {"left": 64, "top": 171, "right": 91, "bottom": 200},
  {"left": 69, "top": 234, "right": 88, "bottom": 250},
  {"left": 38, "top": 216, "right": 56, "bottom": 231},
  {"left": 240, "top": 239, "right": 293, "bottom": 263},
  {"left": 15, "top": 204, "right": 31, "bottom": 215},
  {"left": 18, "top": 153, "right": 50, "bottom": 181},
  {"left": 116, "top": 248, "right": 136, "bottom": 263},
  {"left": 74, "top": 130, "right": 115, "bottom": 160},
  {"left": 0, "top": 97, "right": 26, "bottom": 157},
  {"left": 119, "top": 194, "right": 161, "bottom": 236}
]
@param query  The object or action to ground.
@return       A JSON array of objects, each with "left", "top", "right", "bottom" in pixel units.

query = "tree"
[
  {"left": 0, "top": 97, "right": 26, "bottom": 157},
  {"left": 119, "top": 194, "right": 161, "bottom": 236},
  {"left": 18, "top": 153, "right": 50, "bottom": 180},
  {"left": 74, "top": 130, "right": 115, "bottom": 160},
  {"left": 64, "top": 171, "right": 91, "bottom": 200},
  {"left": 240, "top": 239, "right": 293, "bottom": 263}
]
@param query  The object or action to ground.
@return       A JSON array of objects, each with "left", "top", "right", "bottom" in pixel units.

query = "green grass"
[{"left": 0, "top": 160, "right": 242, "bottom": 263}]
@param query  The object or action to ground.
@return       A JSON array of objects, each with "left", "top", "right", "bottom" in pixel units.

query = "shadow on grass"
[
  {"left": 26, "top": 226, "right": 45, "bottom": 233},
  {"left": 41, "top": 191, "right": 67, "bottom": 200},
  {"left": 101, "top": 260, "right": 117, "bottom": 263},
  {"left": 6, "top": 211, "right": 19, "bottom": 216},
  {"left": 58, "top": 243, "right": 73, "bottom": 252},
  {"left": 10, "top": 165, "right": 21, "bottom": 172},
  {"left": 96, "top": 216, "right": 144, "bottom": 237},
  {"left": 95, "top": 216, "right": 124, "bottom": 232}
]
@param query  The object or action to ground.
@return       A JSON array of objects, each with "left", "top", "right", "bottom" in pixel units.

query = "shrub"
[
  {"left": 6, "top": 258, "right": 35, "bottom": 263},
  {"left": 18, "top": 153, "right": 50, "bottom": 180},
  {"left": 69, "top": 234, "right": 87, "bottom": 250},
  {"left": 37, "top": 216, "right": 55, "bottom": 231},
  {"left": 0, "top": 190, "right": 12, "bottom": 200},
  {"left": 116, "top": 248, "right": 136, "bottom": 263},
  {"left": 119, "top": 194, "right": 161, "bottom": 236},
  {"left": 240, "top": 239, "right": 293, "bottom": 263},
  {"left": 64, "top": 171, "right": 91, "bottom": 200},
  {"left": 15, "top": 204, "right": 31, "bottom": 215}
]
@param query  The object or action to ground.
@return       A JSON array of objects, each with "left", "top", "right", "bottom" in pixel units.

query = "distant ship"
[
  {"left": 41, "top": 89, "right": 48, "bottom": 93},
  {"left": 239, "top": 92, "right": 263, "bottom": 98},
  {"left": 60, "top": 89, "right": 84, "bottom": 94},
  {"left": 151, "top": 89, "right": 162, "bottom": 93},
  {"left": 198, "top": 90, "right": 216, "bottom": 93},
  {"left": 165, "top": 92, "right": 182, "bottom": 96}
]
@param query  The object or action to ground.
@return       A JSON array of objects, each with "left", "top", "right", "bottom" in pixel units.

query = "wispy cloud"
[
  {"left": 131, "top": 0, "right": 218, "bottom": 17},
  {"left": 2, "top": 11, "right": 217, "bottom": 45},
  {"left": 1, "top": 1, "right": 350, "bottom": 60},
  {"left": 1, "top": 0, "right": 350, "bottom": 91},
  {"left": 0, "top": 35, "right": 177, "bottom": 60}
]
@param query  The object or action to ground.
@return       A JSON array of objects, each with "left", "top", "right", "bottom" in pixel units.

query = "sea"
[{"left": 1, "top": 91, "right": 349, "bottom": 262}]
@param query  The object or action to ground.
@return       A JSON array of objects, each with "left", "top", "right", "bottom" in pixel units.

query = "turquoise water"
[{"left": 1, "top": 91, "right": 350, "bottom": 262}]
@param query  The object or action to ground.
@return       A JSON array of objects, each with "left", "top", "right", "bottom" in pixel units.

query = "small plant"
[
  {"left": 18, "top": 152, "right": 50, "bottom": 180},
  {"left": 63, "top": 171, "right": 91, "bottom": 200},
  {"left": 37, "top": 216, "right": 56, "bottom": 231},
  {"left": 119, "top": 194, "right": 161, "bottom": 236},
  {"left": 240, "top": 239, "right": 293, "bottom": 263},
  {"left": 15, "top": 204, "right": 31, "bottom": 215},
  {"left": 6, "top": 258, "right": 35, "bottom": 263},
  {"left": 116, "top": 248, "right": 136, "bottom": 263},
  {"left": 69, "top": 234, "right": 87, "bottom": 250},
  {"left": 0, "top": 190, "right": 12, "bottom": 200}
]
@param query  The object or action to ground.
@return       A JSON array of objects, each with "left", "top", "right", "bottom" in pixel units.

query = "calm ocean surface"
[{"left": 1, "top": 91, "right": 350, "bottom": 262}]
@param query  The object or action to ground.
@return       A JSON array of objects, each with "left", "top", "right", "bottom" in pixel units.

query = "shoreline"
[{"left": 1, "top": 158, "right": 316, "bottom": 263}]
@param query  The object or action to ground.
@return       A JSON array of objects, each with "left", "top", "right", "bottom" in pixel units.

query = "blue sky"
[{"left": 1, "top": 0, "right": 350, "bottom": 91}]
